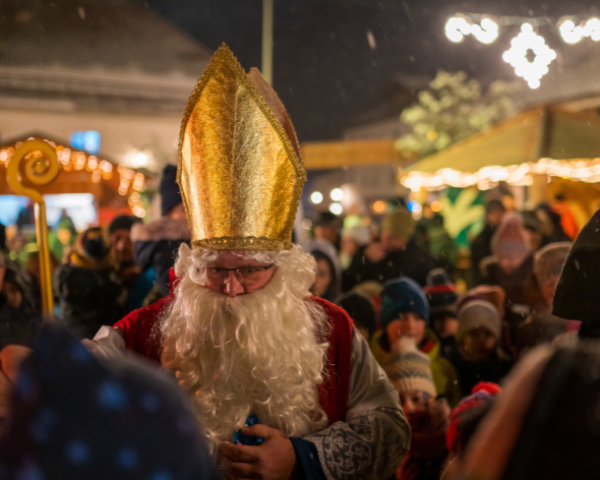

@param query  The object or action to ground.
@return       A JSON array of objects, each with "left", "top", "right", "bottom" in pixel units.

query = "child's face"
[
  {"left": 400, "top": 389, "right": 432, "bottom": 415},
  {"left": 387, "top": 312, "right": 426, "bottom": 347},
  {"left": 460, "top": 327, "right": 497, "bottom": 362},
  {"left": 434, "top": 316, "right": 458, "bottom": 338}
]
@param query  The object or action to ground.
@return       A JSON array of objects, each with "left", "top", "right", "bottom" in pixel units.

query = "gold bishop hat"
[{"left": 177, "top": 44, "right": 305, "bottom": 251}]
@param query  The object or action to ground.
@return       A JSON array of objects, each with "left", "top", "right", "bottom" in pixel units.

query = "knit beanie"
[
  {"left": 342, "top": 225, "right": 371, "bottom": 246},
  {"left": 381, "top": 277, "right": 429, "bottom": 328},
  {"left": 108, "top": 215, "right": 142, "bottom": 235},
  {"left": 446, "top": 382, "right": 502, "bottom": 452},
  {"left": 534, "top": 241, "right": 571, "bottom": 287},
  {"left": 384, "top": 337, "right": 437, "bottom": 398},
  {"left": 423, "top": 268, "right": 457, "bottom": 315},
  {"left": 70, "top": 227, "right": 112, "bottom": 269},
  {"left": 553, "top": 208, "right": 600, "bottom": 322},
  {"left": 491, "top": 212, "right": 531, "bottom": 257},
  {"left": 456, "top": 300, "right": 502, "bottom": 342},
  {"left": 382, "top": 208, "right": 416, "bottom": 242},
  {"left": 160, "top": 164, "right": 183, "bottom": 216}
]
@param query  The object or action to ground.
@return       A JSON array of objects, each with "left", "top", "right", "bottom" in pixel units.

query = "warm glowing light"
[
  {"left": 445, "top": 16, "right": 499, "bottom": 44},
  {"left": 503, "top": 23, "right": 556, "bottom": 89},
  {"left": 301, "top": 219, "right": 313, "bottom": 230},
  {"left": 132, "top": 205, "right": 146, "bottom": 218},
  {"left": 329, "top": 202, "right": 343, "bottom": 215},
  {"left": 133, "top": 152, "right": 148, "bottom": 167},
  {"left": 431, "top": 201, "right": 442, "bottom": 212},
  {"left": 559, "top": 17, "right": 600, "bottom": 44},
  {"left": 372, "top": 200, "right": 387, "bottom": 214},
  {"left": 401, "top": 157, "right": 600, "bottom": 191},
  {"left": 330, "top": 188, "right": 344, "bottom": 201},
  {"left": 310, "top": 191, "right": 323, "bottom": 204}
]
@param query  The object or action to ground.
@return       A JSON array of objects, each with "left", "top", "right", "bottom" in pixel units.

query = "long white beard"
[{"left": 160, "top": 245, "right": 330, "bottom": 448}]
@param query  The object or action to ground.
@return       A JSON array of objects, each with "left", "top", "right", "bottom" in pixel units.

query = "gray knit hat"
[
  {"left": 384, "top": 337, "right": 437, "bottom": 397},
  {"left": 457, "top": 300, "right": 502, "bottom": 341},
  {"left": 534, "top": 241, "right": 572, "bottom": 287}
]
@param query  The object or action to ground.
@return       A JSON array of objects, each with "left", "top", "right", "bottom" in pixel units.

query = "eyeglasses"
[{"left": 205, "top": 264, "right": 275, "bottom": 285}]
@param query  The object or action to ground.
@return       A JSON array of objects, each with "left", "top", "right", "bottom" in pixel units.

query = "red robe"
[{"left": 113, "top": 270, "right": 354, "bottom": 425}]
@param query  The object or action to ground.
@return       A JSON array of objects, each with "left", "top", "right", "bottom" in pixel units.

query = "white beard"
[{"left": 160, "top": 244, "right": 330, "bottom": 449}]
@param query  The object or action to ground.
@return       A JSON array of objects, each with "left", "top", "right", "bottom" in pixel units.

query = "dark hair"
[
  {"left": 485, "top": 199, "right": 506, "bottom": 215},
  {"left": 311, "top": 250, "right": 338, "bottom": 302},
  {"left": 454, "top": 403, "right": 494, "bottom": 455},
  {"left": 501, "top": 344, "right": 600, "bottom": 480},
  {"left": 339, "top": 293, "right": 376, "bottom": 339}
]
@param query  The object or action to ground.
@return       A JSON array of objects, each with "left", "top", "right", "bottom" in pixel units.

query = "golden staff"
[{"left": 6, "top": 140, "right": 60, "bottom": 318}]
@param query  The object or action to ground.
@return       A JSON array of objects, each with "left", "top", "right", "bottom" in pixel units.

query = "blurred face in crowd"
[
  {"left": 203, "top": 251, "right": 277, "bottom": 297},
  {"left": 312, "top": 258, "right": 332, "bottom": 298},
  {"left": 400, "top": 390, "right": 432, "bottom": 415},
  {"left": 380, "top": 230, "right": 408, "bottom": 252},
  {"left": 498, "top": 250, "right": 528, "bottom": 276},
  {"left": 387, "top": 312, "right": 426, "bottom": 347},
  {"left": 167, "top": 203, "right": 187, "bottom": 221},
  {"left": 110, "top": 228, "right": 135, "bottom": 266},
  {"left": 525, "top": 227, "right": 543, "bottom": 252},
  {"left": 488, "top": 208, "right": 505, "bottom": 228},
  {"left": 541, "top": 276, "right": 560, "bottom": 306},
  {"left": 341, "top": 234, "right": 360, "bottom": 256},
  {"left": 3, "top": 281, "right": 22, "bottom": 309},
  {"left": 314, "top": 225, "right": 339, "bottom": 245},
  {"left": 460, "top": 327, "right": 496, "bottom": 363},
  {"left": 433, "top": 315, "right": 458, "bottom": 339}
]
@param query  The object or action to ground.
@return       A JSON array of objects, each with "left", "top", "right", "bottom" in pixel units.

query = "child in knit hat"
[
  {"left": 384, "top": 337, "right": 450, "bottom": 480},
  {"left": 448, "top": 300, "right": 512, "bottom": 397},
  {"left": 376, "top": 277, "right": 461, "bottom": 407}
]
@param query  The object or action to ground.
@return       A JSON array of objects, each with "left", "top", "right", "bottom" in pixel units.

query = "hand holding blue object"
[{"left": 233, "top": 413, "right": 264, "bottom": 446}]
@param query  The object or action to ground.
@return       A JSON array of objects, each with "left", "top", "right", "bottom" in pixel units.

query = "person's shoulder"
[
  {"left": 311, "top": 296, "right": 354, "bottom": 338},
  {"left": 114, "top": 294, "right": 173, "bottom": 332}
]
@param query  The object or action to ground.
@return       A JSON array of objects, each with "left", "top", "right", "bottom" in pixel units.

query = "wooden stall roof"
[
  {"left": 300, "top": 139, "right": 414, "bottom": 170},
  {"left": 406, "top": 106, "right": 600, "bottom": 174}
]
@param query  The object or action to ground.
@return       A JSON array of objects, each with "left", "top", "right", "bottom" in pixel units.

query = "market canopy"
[{"left": 401, "top": 106, "right": 600, "bottom": 191}]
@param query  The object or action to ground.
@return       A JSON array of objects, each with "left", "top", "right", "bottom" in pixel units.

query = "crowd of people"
[{"left": 1, "top": 44, "right": 600, "bottom": 480}]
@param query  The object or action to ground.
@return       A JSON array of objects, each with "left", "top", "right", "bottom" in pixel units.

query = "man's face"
[
  {"left": 314, "top": 225, "right": 338, "bottom": 244},
  {"left": 204, "top": 251, "right": 277, "bottom": 297},
  {"left": 488, "top": 209, "right": 505, "bottom": 227},
  {"left": 340, "top": 234, "right": 359, "bottom": 256},
  {"left": 380, "top": 231, "right": 407, "bottom": 252},
  {"left": 110, "top": 229, "right": 134, "bottom": 265}
]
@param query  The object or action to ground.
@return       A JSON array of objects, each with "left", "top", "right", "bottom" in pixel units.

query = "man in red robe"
[{"left": 4, "top": 45, "right": 409, "bottom": 480}]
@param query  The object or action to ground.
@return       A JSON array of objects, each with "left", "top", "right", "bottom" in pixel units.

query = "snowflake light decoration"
[
  {"left": 445, "top": 16, "right": 499, "bottom": 44},
  {"left": 502, "top": 23, "right": 557, "bottom": 89}
]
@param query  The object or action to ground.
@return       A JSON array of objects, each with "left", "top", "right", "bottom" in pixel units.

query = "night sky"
[{"left": 144, "top": 0, "right": 600, "bottom": 142}]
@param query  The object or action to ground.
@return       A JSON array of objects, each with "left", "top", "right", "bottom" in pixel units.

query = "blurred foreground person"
[
  {"left": 338, "top": 291, "right": 376, "bottom": 342},
  {"left": 56, "top": 227, "right": 123, "bottom": 339},
  {"left": 313, "top": 212, "right": 342, "bottom": 252},
  {"left": 87, "top": 46, "right": 409, "bottom": 479},
  {"left": 384, "top": 338, "right": 450, "bottom": 480},
  {"left": 340, "top": 224, "right": 370, "bottom": 270},
  {"left": 423, "top": 269, "right": 459, "bottom": 358},
  {"left": 452, "top": 342, "right": 600, "bottom": 480},
  {"left": 0, "top": 322, "right": 216, "bottom": 480},
  {"left": 346, "top": 207, "right": 435, "bottom": 289},
  {"left": 131, "top": 164, "right": 190, "bottom": 299}
]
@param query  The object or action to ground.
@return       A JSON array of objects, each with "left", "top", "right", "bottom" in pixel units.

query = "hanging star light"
[{"left": 502, "top": 23, "right": 557, "bottom": 89}]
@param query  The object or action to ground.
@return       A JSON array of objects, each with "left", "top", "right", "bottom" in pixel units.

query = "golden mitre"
[{"left": 177, "top": 44, "right": 305, "bottom": 251}]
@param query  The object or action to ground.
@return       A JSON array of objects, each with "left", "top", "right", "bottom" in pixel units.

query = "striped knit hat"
[{"left": 384, "top": 337, "right": 437, "bottom": 397}]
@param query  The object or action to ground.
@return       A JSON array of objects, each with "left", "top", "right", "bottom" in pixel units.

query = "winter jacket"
[
  {"left": 470, "top": 224, "right": 496, "bottom": 285},
  {"left": 372, "top": 329, "right": 461, "bottom": 407},
  {"left": 0, "top": 293, "right": 35, "bottom": 350},
  {"left": 131, "top": 218, "right": 190, "bottom": 298},
  {"left": 56, "top": 264, "right": 123, "bottom": 339},
  {"left": 343, "top": 238, "right": 436, "bottom": 292},
  {"left": 447, "top": 349, "right": 512, "bottom": 398}
]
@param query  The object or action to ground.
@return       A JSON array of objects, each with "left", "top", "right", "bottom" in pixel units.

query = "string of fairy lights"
[{"left": 445, "top": 13, "right": 600, "bottom": 89}]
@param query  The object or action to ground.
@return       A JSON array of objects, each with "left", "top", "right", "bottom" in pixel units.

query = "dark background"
[{"left": 145, "top": 0, "right": 599, "bottom": 141}]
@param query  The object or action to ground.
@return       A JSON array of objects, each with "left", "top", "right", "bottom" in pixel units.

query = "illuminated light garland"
[
  {"left": 445, "top": 16, "right": 499, "bottom": 44},
  {"left": 502, "top": 23, "right": 556, "bottom": 89},
  {"left": 559, "top": 17, "right": 600, "bottom": 44},
  {"left": 400, "top": 158, "right": 600, "bottom": 192}
]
